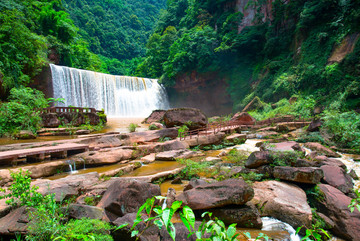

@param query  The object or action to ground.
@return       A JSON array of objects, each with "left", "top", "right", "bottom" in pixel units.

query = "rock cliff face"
[
  {"left": 235, "top": 0, "right": 275, "bottom": 32},
  {"left": 169, "top": 71, "right": 233, "bottom": 116}
]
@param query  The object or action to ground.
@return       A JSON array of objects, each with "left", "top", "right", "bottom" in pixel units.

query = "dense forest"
[
  {"left": 0, "top": 0, "right": 166, "bottom": 96},
  {"left": 135, "top": 0, "right": 360, "bottom": 112}
]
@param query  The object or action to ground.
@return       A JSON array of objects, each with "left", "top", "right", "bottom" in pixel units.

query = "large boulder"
[
  {"left": 312, "top": 156, "right": 346, "bottom": 169},
  {"left": 163, "top": 108, "right": 208, "bottom": 130},
  {"left": 320, "top": 165, "right": 354, "bottom": 196},
  {"left": 68, "top": 204, "right": 108, "bottom": 221},
  {"left": 273, "top": 166, "right": 324, "bottom": 184},
  {"left": 75, "top": 149, "right": 133, "bottom": 166},
  {"left": 32, "top": 172, "right": 100, "bottom": 202},
  {"left": 304, "top": 142, "right": 341, "bottom": 158},
  {"left": 97, "top": 179, "right": 161, "bottom": 221},
  {"left": 250, "top": 181, "right": 312, "bottom": 229},
  {"left": 230, "top": 112, "right": 256, "bottom": 125},
  {"left": 0, "top": 206, "right": 30, "bottom": 236},
  {"left": 177, "top": 179, "right": 254, "bottom": 210},
  {"left": 314, "top": 184, "right": 360, "bottom": 240},
  {"left": 14, "top": 130, "right": 36, "bottom": 140},
  {"left": 142, "top": 110, "right": 166, "bottom": 124},
  {"left": 307, "top": 119, "right": 322, "bottom": 132},
  {"left": 183, "top": 133, "right": 225, "bottom": 147},
  {"left": 41, "top": 113, "right": 61, "bottom": 128},
  {"left": 245, "top": 151, "right": 270, "bottom": 168},
  {"left": 196, "top": 203, "right": 262, "bottom": 228}
]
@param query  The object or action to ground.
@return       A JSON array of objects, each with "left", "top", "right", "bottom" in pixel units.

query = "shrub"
[
  {"left": 128, "top": 123, "right": 139, "bottom": 132},
  {"left": 322, "top": 110, "right": 360, "bottom": 148},
  {"left": 149, "top": 124, "right": 159, "bottom": 130}
]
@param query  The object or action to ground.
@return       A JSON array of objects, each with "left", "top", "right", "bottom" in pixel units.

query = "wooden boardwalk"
[{"left": 0, "top": 143, "right": 89, "bottom": 165}]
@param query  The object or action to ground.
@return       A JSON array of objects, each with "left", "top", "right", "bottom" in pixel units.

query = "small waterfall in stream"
[
  {"left": 50, "top": 64, "right": 170, "bottom": 117},
  {"left": 66, "top": 160, "right": 77, "bottom": 173}
]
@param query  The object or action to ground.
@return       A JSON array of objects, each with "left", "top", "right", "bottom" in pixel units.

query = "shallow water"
[{"left": 122, "top": 161, "right": 183, "bottom": 177}]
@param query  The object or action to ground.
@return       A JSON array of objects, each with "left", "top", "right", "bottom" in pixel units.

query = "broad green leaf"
[
  {"left": 167, "top": 221, "right": 176, "bottom": 241},
  {"left": 183, "top": 206, "right": 195, "bottom": 229},
  {"left": 114, "top": 223, "right": 129, "bottom": 231},
  {"left": 154, "top": 219, "right": 163, "bottom": 229},
  {"left": 227, "top": 224, "right": 236, "bottom": 238},
  {"left": 162, "top": 208, "right": 173, "bottom": 229},
  {"left": 131, "top": 230, "right": 139, "bottom": 237},
  {"left": 243, "top": 232, "right": 251, "bottom": 239},
  {"left": 296, "top": 226, "right": 302, "bottom": 235},
  {"left": 171, "top": 200, "right": 182, "bottom": 211},
  {"left": 179, "top": 212, "right": 192, "bottom": 233},
  {"left": 321, "top": 228, "right": 331, "bottom": 238}
]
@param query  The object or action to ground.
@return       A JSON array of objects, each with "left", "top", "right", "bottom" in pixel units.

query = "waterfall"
[
  {"left": 50, "top": 64, "right": 170, "bottom": 117},
  {"left": 66, "top": 160, "right": 77, "bottom": 173}
]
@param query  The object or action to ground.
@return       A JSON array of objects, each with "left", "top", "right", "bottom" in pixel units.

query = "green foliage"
[
  {"left": 62, "top": 0, "right": 166, "bottom": 75},
  {"left": 243, "top": 232, "right": 269, "bottom": 241},
  {"left": 53, "top": 218, "right": 113, "bottom": 241},
  {"left": 128, "top": 123, "right": 139, "bottom": 133},
  {"left": 269, "top": 150, "right": 303, "bottom": 167},
  {"left": 297, "top": 132, "right": 326, "bottom": 145},
  {"left": 322, "top": 110, "right": 360, "bottom": 148},
  {"left": 177, "top": 125, "right": 189, "bottom": 138},
  {"left": 149, "top": 124, "right": 160, "bottom": 130},
  {"left": 223, "top": 149, "right": 247, "bottom": 165},
  {"left": 176, "top": 159, "right": 213, "bottom": 180},
  {"left": 296, "top": 225, "right": 331, "bottom": 241},
  {"left": 0, "top": 169, "right": 43, "bottom": 208},
  {"left": 348, "top": 189, "right": 360, "bottom": 213}
]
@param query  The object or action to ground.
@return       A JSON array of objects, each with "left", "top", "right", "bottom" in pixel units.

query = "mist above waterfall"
[{"left": 50, "top": 64, "right": 169, "bottom": 117}]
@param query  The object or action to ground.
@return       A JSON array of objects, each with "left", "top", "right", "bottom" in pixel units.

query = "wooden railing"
[
  {"left": 42, "top": 107, "right": 97, "bottom": 114},
  {"left": 179, "top": 116, "right": 310, "bottom": 140}
]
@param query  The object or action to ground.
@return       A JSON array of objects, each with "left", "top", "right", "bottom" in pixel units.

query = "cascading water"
[
  {"left": 50, "top": 64, "right": 170, "bottom": 117},
  {"left": 66, "top": 160, "right": 77, "bottom": 173}
]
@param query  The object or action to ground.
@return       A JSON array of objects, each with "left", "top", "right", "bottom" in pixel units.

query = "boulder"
[
  {"left": 245, "top": 151, "right": 270, "bottom": 168},
  {"left": 251, "top": 181, "right": 312, "bottom": 229},
  {"left": 75, "top": 149, "right": 133, "bottom": 166},
  {"left": 312, "top": 155, "right": 346, "bottom": 169},
  {"left": 97, "top": 179, "right": 161, "bottom": 221},
  {"left": 0, "top": 206, "right": 30, "bottom": 236},
  {"left": 304, "top": 142, "right": 341, "bottom": 158},
  {"left": 15, "top": 130, "right": 36, "bottom": 140},
  {"left": 183, "top": 178, "right": 209, "bottom": 191},
  {"left": 261, "top": 141, "right": 302, "bottom": 152},
  {"left": 112, "top": 213, "right": 160, "bottom": 241},
  {"left": 75, "top": 130, "right": 91, "bottom": 135},
  {"left": 142, "top": 110, "right": 166, "bottom": 124},
  {"left": 155, "top": 149, "right": 196, "bottom": 161},
  {"left": 41, "top": 113, "right": 61, "bottom": 128},
  {"left": 32, "top": 172, "right": 100, "bottom": 202},
  {"left": 225, "top": 133, "right": 247, "bottom": 142},
  {"left": 136, "top": 140, "right": 189, "bottom": 154},
  {"left": 314, "top": 184, "right": 360, "bottom": 240},
  {"left": 163, "top": 108, "right": 208, "bottom": 130},
  {"left": 307, "top": 119, "right": 322, "bottom": 132},
  {"left": 320, "top": 165, "right": 354, "bottom": 195},
  {"left": 68, "top": 204, "right": 108, "bottom": 221},
  {"left": 141, "top": 153, "right": 156, "bottom": 163},
  {"left": 273, "top": 166, "right": 324, "bottom": 184},
  {"left": 196, "top": 203, "right": 262, "bottom": 228},
  {"left": 123, "top": 128, "right": 178, "bottom": 144},
  {"left": 182, "top": 133, "right": 225, "bottom": 147},
  {"left": 177, "top": 179, "right": 254, "bottom": 210},
  {"left": 230, "top": 112, "right": 256, "bottom": 125}
]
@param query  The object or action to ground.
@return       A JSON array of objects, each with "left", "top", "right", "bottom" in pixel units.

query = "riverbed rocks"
[
  {"left": 68, "top": 204, "right": 108, "bottom": 221},
  {"left": 314, "top": 184, "right": 360, "bottom": 240},
  {"left": 97, "top": 179, "right": 161, "bottom": 221},
  {"left": 245, "top": 151, "right": 270, "bottom": 168},
  {"left": 75, "top": 148, "right": 133, "bottom": 166},
  {"left": 163, "top": 108, "right": 208, "bottom": 130},
  {"left": 155, "top": 149, "right": 197, "bottom": 161},
  {"left": 142, "top": 109, "right": 166, "bottom": 124},
  {"left": 320, "top": 165, "right": 354, "bottom": 196},
  {"left": 32, "top": 172, "right": 100, "bottom": 202},
  {"left": 273, "top": 166, "right": 324, "bottom": 184},
  {"left": 0, "top": 206, "right": 31, "bottom": 236},
  {"left": 230, "top": 112, "right": 256, "bottom": 125},
  {"left": 182, "top": 132, "right": 225, "bottom": 147},
  {"left": 304, "top": 142, "right": 341, "bottom": 157},
  {"left": 196, "top": 203, "right": 262, "bottom": 228},
  {"left": 14, "top": 130, "right": 36, "bottom": 140},
  {"left": 41, "top": 112, "right": 101, "bottom": 128},
  {"left": 251, "top": 180, "right": 312, "bottom": 229},
  {"left": 177, "top": 179, "right": 254, "bottom": 210}
]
